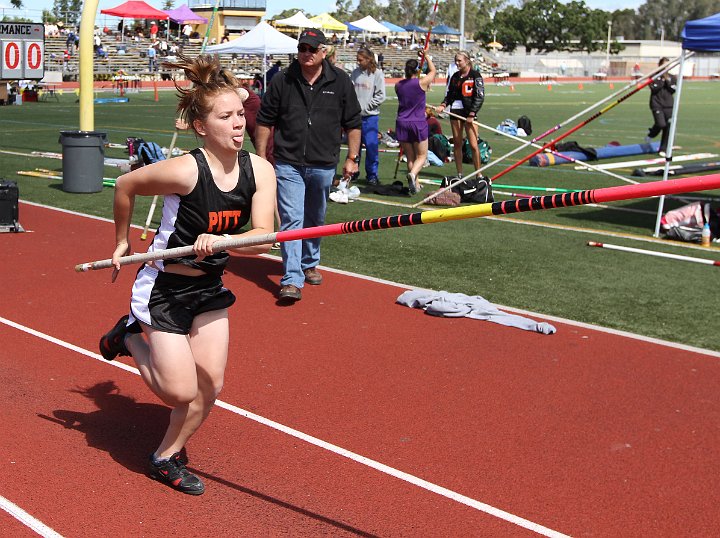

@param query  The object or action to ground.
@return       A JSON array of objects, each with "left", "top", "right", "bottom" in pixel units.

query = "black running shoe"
[
  {"left": 148, "top": 452, "right": 205, "bottom": 495},
  {"left": 99, "top": 315, "right": 131, "bottom": 361}
]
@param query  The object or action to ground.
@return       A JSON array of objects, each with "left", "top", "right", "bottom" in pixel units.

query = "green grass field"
[{"left": 2, "top": 80, "right": 718, "bottom": 350}]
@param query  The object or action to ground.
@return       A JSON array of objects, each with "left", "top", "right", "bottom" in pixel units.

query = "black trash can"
[{"left": 58, "top": 131, "right": 108, "bottom": 193}]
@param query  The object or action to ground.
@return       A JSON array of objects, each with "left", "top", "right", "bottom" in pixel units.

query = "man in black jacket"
[
  {"left": 255, "top": 29, "right": 362, "bottom": 302},
  {"left": 646, "top": 57, "right": 676, "bottom": 155}
]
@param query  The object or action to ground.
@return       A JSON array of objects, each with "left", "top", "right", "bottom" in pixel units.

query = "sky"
[{"left": 19, "top": 0, "right": 645, "bottom": 25}]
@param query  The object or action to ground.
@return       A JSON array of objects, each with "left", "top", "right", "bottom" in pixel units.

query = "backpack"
[
  {"left": 517, "top": 115, "right": 532, "bottom": 136},
  {"left": 462, "top": 138, "right": 492, "bottom": 164},
  {"left": 496, "top": 118, "right": 517, "bottom": 136},
  {"left": 442, "top": 175, "right": 494, "bottom": 204},
  {"left": 428, "top": 133, "right": 452, "bottom": 162},
  {"left": 137, "top": 141, "right": 166, "bottom": 165}
]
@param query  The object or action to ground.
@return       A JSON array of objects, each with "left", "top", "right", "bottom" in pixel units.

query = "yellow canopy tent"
[{"left": 308, "top": 12, "right": 347, "bottom": 32}]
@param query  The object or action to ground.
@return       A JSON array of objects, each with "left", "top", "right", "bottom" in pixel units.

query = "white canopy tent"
[
  {"left": 274, "top": 11, "right": 320, "bottom": 29},
  {"left": 347, "top": 15, "right": 390, "bottom": 34},
  {"left": 206, "top": 22, "right": 298, "bottom": 90},
  {"left": 653, "top": 13, "right": 720, "bottom": 236}
]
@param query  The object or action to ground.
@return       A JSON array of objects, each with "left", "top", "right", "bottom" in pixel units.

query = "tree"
[
  {"left": 355, "top": 0, "right": 383, "bottom": 19},
  {"left": 11, "top": 0, "right": 22, "bottom": 7},
  {"left": 611, "top": 9, "right": 639, "bottom": 40},
  {"left": 332, "top": 0, "right": 353, "bottom": 21},
  {"left": 162, "top": 1, "right": 175, "bottom": 11},
  {"left": 52, "top": 0, "right": 83, "bottom": 27},
  {"left": 635, "top": 0, "right": 716, "bottom": 41}
]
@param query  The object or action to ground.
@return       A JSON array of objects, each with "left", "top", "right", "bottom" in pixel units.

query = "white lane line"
[
  {"left": 0, "top": 316, "right": 569, "bottom": 538},
  {"left": 0, "top": 495, "right": 63, "bottom": 538}
]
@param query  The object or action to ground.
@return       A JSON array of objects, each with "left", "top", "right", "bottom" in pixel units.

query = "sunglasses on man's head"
[{"left": 298, "top": 44, "right": 319, "bottom": 54}]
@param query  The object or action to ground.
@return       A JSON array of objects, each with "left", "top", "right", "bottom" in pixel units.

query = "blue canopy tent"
[
  {"left": 403, "top": 24, "right": 426, "bottom": 32},
  {"left": 381, "top": 21, "right": 406, "bottom": 33},
  {"left": 431, "top": 24, "right": 460, "bottom": 35},
  {"left": 653, "top": 12, "right": 720, "bottom": 235}
]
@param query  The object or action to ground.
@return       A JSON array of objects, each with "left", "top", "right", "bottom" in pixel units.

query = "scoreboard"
[{"left": 0, "top": 23, "right": 44, "bottom": 80}]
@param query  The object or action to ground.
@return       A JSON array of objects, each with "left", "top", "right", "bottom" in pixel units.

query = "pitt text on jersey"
[{"left": 207, "top": 210, "right": 242, "bottom": 233}]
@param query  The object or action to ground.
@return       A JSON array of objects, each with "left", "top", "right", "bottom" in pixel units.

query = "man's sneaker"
[
  {"left": 148, "top": 452, "right": 205, "bottom": 495},
  {"left": 367, "top": 177, "right": 379, "bottom": 186},
  {"left": 303, "top": 267, "right": 323, "bottom": 285},
  {"left": 278, "top": 284, "right": 302, "bottom": 301},
  {"left": 99, "top": 315, "right": 131, "bottom": 361}
]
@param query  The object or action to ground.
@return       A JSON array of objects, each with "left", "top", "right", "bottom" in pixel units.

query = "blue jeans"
[
  {"left": 361, "top": 115, "right": 380, "bottom": 180},
  {"left": 275, "top": 161, "right": 336, "bottom": 288}
]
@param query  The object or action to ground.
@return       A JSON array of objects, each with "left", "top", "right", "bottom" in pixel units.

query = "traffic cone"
[
  {"left": 547, "top": 83, "right": 552, "bottom": 91},
  {"left": 578, "top": 82, "right": 583, "bottom": 90},
  {"left": 154, "top": 80, "right": 159, "bottom": 102},
  {"left": 510, "top": 84, "right": 515, "bottom": 92},
  {"left": 609, "top": 82, "right": 614, "bottom": 89}
]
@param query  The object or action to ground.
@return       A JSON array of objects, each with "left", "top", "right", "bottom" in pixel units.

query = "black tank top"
[{"left": 150, "top": 148, "right": 256, "bottom": 276}]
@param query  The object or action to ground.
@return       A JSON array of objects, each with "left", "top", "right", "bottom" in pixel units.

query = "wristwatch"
[{"left": 348, "top": 154, "right": 360, "bottom": 164}]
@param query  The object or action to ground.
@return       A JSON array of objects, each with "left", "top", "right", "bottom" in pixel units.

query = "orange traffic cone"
[
  {"left": 609, "top": 82, "right": 614, "bottom": 89},
  {"left": 510, "top": 84, "right": 515, "bottom": 92},
  {"left": 547, "top": 83, "right": 552, "bottom": 91},
  {"left": 578, "top": 82, "right": 584, "bottom": 90},
  {"left": 154, "top": 80, "right": 159, "bottom": 102}
]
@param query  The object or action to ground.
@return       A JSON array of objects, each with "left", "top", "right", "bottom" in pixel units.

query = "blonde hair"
[
  {"left": 454, "top": 50, "right": 471, "bottom": 63},
  {"left": 325, "top": 44, "right": 337, "bottom": 64},
  {"left": 163, "top": 53, "right": 242, "bottom": 133}
]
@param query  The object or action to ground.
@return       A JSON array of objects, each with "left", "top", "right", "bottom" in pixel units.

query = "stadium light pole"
[
  {"left": 605, "top": 20, "right": 612, "bottom": 75},
  {"left": 459, "top": 0, "right": 466, "bottom": 50}
]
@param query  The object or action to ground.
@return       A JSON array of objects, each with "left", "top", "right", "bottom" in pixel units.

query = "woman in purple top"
[{"left": 395, "top": 50, "right": 436, "bottom": 194}]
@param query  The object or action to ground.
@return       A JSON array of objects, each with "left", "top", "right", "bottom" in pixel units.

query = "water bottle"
[{"left": 701, "top": 223, "right": 711, "bottom": 247}]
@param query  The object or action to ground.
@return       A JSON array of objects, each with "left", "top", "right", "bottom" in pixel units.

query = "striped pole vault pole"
[
  {"left": 489, "top": 77, "right": 655, "bottom": 182},
  {"left": 477, "top": 54, "right": 686, "bottom": 177},
  {"left": 75, "top": 174, "right": 720, "bottom": 272},
  {"left": 418, "top": 0, "right": 440, "bottom": 70}
]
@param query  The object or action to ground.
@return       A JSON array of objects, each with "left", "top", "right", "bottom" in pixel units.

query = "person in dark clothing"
[
  {"left": 646, "top": 57, "right": 676, "bottom": 155},
  {"left": 435, "top": 50, "right": 485, "bottom": 176},
  {"left": 255, "top": 28, "right": 362, "bottom": 302},
  {"left": 265, "top": 60, "right": 282, "bottom": 83}
]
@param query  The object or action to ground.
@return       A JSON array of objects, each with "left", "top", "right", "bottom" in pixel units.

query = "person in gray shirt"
[{"left": 351, "top": 47, "right": 386, "bottom": 185}]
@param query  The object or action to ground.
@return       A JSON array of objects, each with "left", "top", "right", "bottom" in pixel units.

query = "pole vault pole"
[
  {"left": 75, "top": 173, "right": 720, "bottom": 273},
  {"left": 478, "top": 54, "right": 686, "bottom": 177},
  {"left": 489, "top": 77, "right": 655, "bottom": 183},
  {"left": 418, "top": 0, "right": 440, "bottom": 71},
  {"left": 414, "top": 108, "right": 638, "bottom": 208},
  {"left": 587, "top": 241, "right": 719, "bottom": 267},
  {"left": 417, "top": 56, "right": 686, "bottom": 206},
  {"left": 140, "top": 0, "right": 221, "bottom": 240}
]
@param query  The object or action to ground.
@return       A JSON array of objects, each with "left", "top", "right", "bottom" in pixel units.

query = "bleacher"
[{"left": 43, "top": 34, "right": 499, "bottom": 82}]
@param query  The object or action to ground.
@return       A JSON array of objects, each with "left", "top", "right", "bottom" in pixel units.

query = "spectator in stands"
[
  {"left": 221, "top": 31, "right": 230, "bottom": 43},
  {"left": 378, "top": 52, "right": 384, "bottom": 70},
  {"left": 436, "top": 50, "right": 485, "bottom": 178},
  {"left": 182, "top": 24, "right": 192, "bottom": 45},
  {"left": 147, "top": 42, "right": 158, "bottom": 72},
  {"left": 646, "top": 57, "right": 676, "bottom": 155},
  {"left": 251, "top": 74, "right": 263, "bottom": 95},
  {"left": 150, "top": 21, "right": 159, "bottom": 40},
  {"left": 351, "top": 46, "right": 386, "bottom": 186},
  {"left": 66, "top": 31, "right": 77, "bottom": 54},
  {"left": 266, "top": 60, "right": 282, "bottom": 83},
  {"left": 395, "top": 51, "right": 436, "bottom": 194},
  {"left": 255, "top": 28, "right": 361, "bottom": 302}
]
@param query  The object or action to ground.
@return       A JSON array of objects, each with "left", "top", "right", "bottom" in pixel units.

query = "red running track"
[{"left": 1, "top": 202, "right": 719, "bottom": 537}]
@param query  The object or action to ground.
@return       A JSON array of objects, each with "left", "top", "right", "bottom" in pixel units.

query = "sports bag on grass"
[
  {"left": 462, "top": 138, "right": 492, "bottom": 164},
  {"left": 442, "top": 175, "right": 494, "bottom": 203}
]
